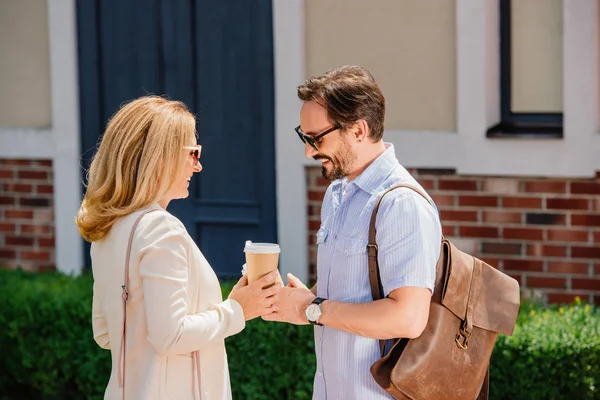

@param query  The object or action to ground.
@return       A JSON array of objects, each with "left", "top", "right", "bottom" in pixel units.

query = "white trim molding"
[
  {"left": 273, "top": 0, "right": 308, "bottom": 282},
  {"left": 388, "top": 130, "right": 461, "bottom": 169},
  {"left": 0, "top": 0, "right": 82, "bottom": 275},
  {"left": 47, "top": 0, "right": 82, "bottom": 275},
  {"left": 0, "top": 128, "right": 54, "bottom": 158}
]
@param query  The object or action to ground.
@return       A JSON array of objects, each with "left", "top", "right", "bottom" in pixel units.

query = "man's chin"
[{"left": 321, "top": 166, "right": 334, "bottom": 182}]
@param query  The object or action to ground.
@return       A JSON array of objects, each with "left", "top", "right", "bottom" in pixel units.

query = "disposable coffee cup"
[{"left": 244, "top": 241, "right": 281, "bottom": 288}]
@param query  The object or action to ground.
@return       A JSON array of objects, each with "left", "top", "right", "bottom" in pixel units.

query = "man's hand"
[
  {"left": 286, "top": 273, "right": 307, "bottom": 289},
  {"left": 262, "top": 273, "right": 315, "bottom": 325},
  {"left": 288, "top": 272, "right": 318, "bottom": 295}
]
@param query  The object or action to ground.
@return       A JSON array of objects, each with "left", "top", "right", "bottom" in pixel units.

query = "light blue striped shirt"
[{"left": 313, "top": 143, "right": 442, "bottom": 399}]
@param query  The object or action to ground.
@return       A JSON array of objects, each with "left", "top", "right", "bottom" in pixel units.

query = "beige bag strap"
[{"left": 118, "top": 209, "right": 159, "bottom": 399}]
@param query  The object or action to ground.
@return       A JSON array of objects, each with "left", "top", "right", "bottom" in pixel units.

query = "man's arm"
[
  {"left": 264, "top": 285, "right": 431, "bottom": 339},
  {"left": 265, "top": 190, "right": 440, "bottom": 340},
  {"left": 319, "top": 287, "right": 430, "bottom": 339}
]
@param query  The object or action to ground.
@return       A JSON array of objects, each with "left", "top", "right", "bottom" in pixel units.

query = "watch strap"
[
  {"left": 312, "top": 297, "right": 326, "bottom": 306},
  {"left": 308, "top": 297, "right": 326, "bottom": 326}
]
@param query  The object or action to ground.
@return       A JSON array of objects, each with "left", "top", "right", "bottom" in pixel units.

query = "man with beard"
[{"left": 263, "top": 65, "right": 442, "bottom": 399}]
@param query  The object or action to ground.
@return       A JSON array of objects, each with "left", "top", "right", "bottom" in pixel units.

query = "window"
[{"left": 487, "top": 0, "right": 563, "bottom": 138}]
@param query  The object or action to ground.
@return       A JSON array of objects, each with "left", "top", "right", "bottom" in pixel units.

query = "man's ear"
[{"left": 352, "top": 119, "right": 370, "bottom": 142}]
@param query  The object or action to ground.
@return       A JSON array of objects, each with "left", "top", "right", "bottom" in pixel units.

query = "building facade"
[
  {"left": 1, "top": 0, "right": 599, "bottom": 304},
  {"left": 279, "top": 0, "right": 600, "bottom": 304}
]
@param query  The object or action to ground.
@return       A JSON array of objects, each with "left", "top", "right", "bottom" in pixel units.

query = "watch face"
[{"left": 306, "top": 304, "right": 321, "bottom": 322}]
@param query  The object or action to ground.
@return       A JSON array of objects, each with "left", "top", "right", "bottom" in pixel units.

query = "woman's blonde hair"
[{"left": 76, "top": 95, "right": 196, "bottom": 242}]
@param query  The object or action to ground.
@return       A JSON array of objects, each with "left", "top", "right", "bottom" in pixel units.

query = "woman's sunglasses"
[
  {"left": 295, "top": 124, "right": 341, "bottom": 151},
  {"left": 184, "top": 145, "right": 202, "bottom": 164}
]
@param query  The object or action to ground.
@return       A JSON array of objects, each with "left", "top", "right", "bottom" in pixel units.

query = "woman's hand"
[{"left": 228, "top": 271, "right": 281, "bottom": 321}]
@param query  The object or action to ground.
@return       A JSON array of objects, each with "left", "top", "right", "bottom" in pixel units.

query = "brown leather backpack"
[{"left": 368, "top": 184, "right": 520, "bottom": 400}]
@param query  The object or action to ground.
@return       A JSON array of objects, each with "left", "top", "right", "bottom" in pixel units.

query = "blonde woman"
[{"left": 76, "top": 96, "right": 278, "bottom": 399}]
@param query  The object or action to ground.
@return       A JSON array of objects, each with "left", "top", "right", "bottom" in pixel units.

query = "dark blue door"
[{"left": 77, "top": 0, "right": 276, "bottom": 277}]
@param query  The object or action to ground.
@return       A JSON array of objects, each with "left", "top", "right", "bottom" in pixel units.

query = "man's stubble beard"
[{"left": 320, "top": 142, "right": 356, "bottom": 182}]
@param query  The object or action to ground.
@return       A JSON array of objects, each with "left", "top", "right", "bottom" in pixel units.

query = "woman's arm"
[
  {"left": 92, "top": 282, "right": 110, "bottom": 349},
  {"left": 139, "top": 213, "right": 246, "bottom": 356}
]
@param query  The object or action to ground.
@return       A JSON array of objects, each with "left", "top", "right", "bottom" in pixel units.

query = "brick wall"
[
  {"left": 306, "top": 167, "right": 600, "bottom": 305},
  {"left": 0, "top": 159, "right": 55, "bottom": 272}
]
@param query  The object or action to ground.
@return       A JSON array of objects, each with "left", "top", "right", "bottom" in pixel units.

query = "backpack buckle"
[
  {"left": 455, "top": 333, "right": 469, "bottom": 349},
  {"left": 455, "top": 319, "right": 472, "bottom": 349}
]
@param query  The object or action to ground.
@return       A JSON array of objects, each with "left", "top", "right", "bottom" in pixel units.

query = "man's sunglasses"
[
  {"left": 184, "top": 145, "right": 202, "bottom": 164},
  {"left": 295, "top": 124, "right": 341, "bottom": 151}
]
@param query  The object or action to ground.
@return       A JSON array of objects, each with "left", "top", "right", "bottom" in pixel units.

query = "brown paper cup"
[{"left": 244, "top": 241, "right": 281, "bottom": 288}]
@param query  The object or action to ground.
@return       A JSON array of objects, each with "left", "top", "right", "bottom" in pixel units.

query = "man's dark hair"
[{"left": 297, "top": 65, "right": 386, "bottom": 141}]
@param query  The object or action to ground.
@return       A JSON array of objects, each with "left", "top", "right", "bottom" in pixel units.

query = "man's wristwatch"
[{"left": 305, "top": 297, "right": 326, "bottom": 326}]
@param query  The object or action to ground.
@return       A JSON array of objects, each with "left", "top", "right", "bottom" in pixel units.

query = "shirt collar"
[{"left": 350, "top": 143, "right": 399, "bottom": 195}]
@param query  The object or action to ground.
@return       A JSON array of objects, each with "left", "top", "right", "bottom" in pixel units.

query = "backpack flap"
[
  {"left": 474, "top": 259, "right": 520, "bottom": 335},
  {"left": 440, "top": 240, "right": 520, "bottom": 336}
]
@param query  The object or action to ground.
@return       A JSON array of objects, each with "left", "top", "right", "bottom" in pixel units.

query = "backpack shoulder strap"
[
  {"left": 367, "top": 183, "right": 436, "bottom": 301},
  {"left": 367, "top": 184, "right": 436, "bottom": 357}
]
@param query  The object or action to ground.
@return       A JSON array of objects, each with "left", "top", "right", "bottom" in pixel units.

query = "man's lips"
[{"left": 314, "top": 156, "right": 332, "bottom": 164}]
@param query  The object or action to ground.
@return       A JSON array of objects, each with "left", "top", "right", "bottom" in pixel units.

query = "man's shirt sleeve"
[{"left": 375, "top": 189, "right": 442, "bottom": 297}]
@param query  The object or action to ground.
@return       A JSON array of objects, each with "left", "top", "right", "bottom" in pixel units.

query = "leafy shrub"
[
  {"left": 0, "top": 270, "right": 314, "bottom": 400},
  {"left": 0, "top": 269, "right": 110, "bottom": 399},
  {"left": 490, "top": 298, "right": 600, "bottom": 400},
  {"left": 0, "top": 268, "right": 598, "bottom": 399}
]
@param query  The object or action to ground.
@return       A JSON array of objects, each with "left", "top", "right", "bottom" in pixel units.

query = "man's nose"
[{"left": 305, "top": 142, "right": 318, "bottom": 159}]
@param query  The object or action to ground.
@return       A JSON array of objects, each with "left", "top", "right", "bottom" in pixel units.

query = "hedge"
[
  {"left": 0, "top": 268, "right": 598, "bottom": 399},
  {"left": 490, "top": 298, "right": 600, "bottom": 399}
]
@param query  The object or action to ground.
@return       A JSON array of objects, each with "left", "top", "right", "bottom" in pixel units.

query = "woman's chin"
[{"left": 175, "top": 190, "right": 190, "bottom": 200}]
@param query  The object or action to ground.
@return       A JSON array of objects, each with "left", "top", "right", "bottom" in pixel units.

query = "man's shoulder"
[
  {"left": 377, "top": 173, "right": 430, "bottom": 200},
  {"left": 374, "top": 174, "right": 436, "bottom": 216}
]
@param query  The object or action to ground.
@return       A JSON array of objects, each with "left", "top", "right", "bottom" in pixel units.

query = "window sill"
[{"left": 486, "top": 122, "right": 563, "bottom": 139}]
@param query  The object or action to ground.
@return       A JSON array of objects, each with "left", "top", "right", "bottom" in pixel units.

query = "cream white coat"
[{"left": 91, "top": 204, "right": 245, "bottom": 399}]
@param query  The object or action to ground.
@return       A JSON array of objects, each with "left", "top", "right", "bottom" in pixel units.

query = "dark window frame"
[{"left": 486, "top": 0, "right": 563, "bottom": 138}]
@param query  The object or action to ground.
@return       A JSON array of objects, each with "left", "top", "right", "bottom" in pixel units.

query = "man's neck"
[{"left": 347, "top": 141, "right": 387, "bottom": 181}]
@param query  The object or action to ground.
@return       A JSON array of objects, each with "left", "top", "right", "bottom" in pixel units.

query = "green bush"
[
  {"left": 0, "top": 269, "right": 111, "bottom": 400},
  {"left": 0, "top": 269, "right": 315, "bottom": 400},
  {"left": 0, "top": 268, "right": 598, "bottom": 399},
  {"left": 490, "top": 299, "right": 600, "bottom": 400}
]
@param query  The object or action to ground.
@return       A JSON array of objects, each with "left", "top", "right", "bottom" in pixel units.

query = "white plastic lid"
[{"left": 244, "top": 240, "right": 281, "bottom": 254}]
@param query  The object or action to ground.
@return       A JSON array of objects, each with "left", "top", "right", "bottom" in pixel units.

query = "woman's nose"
[{"left": 194, "top": 162, "right": 202, "bottom": 172}]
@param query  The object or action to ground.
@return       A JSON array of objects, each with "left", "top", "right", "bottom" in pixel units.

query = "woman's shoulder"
[
  {"left": 100, "top": 206, "right": 189, "bottom": 250},
  {"left": 134, "top": 207, "right": 187, "bottom": 236}
]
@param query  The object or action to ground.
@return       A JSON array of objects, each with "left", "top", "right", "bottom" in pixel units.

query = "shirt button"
[
  {"left": 317, "top": 335, "right": 322, "bottom": 341},
  {"left": 318, "top": 371, "right": 323, "bottom": 377}
]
